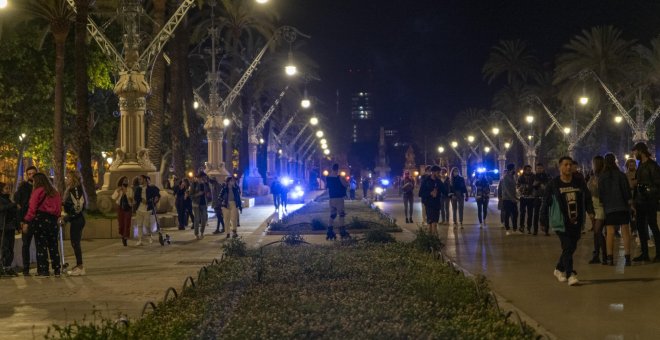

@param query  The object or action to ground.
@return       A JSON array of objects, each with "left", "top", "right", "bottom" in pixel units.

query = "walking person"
[
  {"left": 133, "top": 175, "right": 160, "bottom": 246},
  {"left": 630, "top": 142, "right": 660, "bottom": 262},
  {"left": 349, "top": 177, "right": 357, "bottom": 200},
  {"left": 280, "top": 181, "right": 289, "bottom": 213},
  {"left": 271, "top": 177, "right": 282, "bottom": 211},
  {"left": 449, "top": 167, "right": 468, "bottom": 228},
  {"left": 624, "top": 158, "right": 637, "bottom": 237},
  {"left": 517, "top": 165, "right": 535, "bottom": 234},
  {"left": 401, "top": 171, "right": 415, "bottom": 223},
  {"left": 23, "top": 173, "right": 62, "bottom": 278},
  {"left": 599, "top": 153, "right": 634, "bottom": 266},
  {"left": 586, "top": 156, "right": 606, "bottom": 265},
  {"left": 541, "top": 156, "right": 595, "bottom": 286},
  {"left": 112, "top": 176, "right": 133, "bottom": 246},
  {"left": 474, "top": 172, "right": 490, "bottom": 226},
  {"left": 0, "top": 182, "right": 18, "bottom": 276},
  {"left": 183, "top": 179, "right": 194, "bottom": 229},
  {"left": 326, "top": 164, "right": 349, "bottom": 239},
  {"left": 62, "top": 171, "right": 87, "bottom": 276},
  {"left": 361, "top": 177, "right": 370, "bottom": 200},
  {"left": 532, "top": 163, "right": 550, "bottom": 236},
  {"left": 439, "top": 168, "right": 450, "bottom": 224},
  {"left": 14, "top": 166, "right": 37, "bottom": 276},
  {"left": 210, "top": 178, "right": 225, "bottom": 234},
  {"left": 220, "top": 176, "right": 242, "bottom": 239},
  {"left": 173, "top": 178, "right": 188, "bottom": 230},
  {"left": 191, "top": 172, "right": 211, "bottom": 240},
  {"left": 419, "top": 166, "right": 445, "bottom": 235},
  {"left": 499, "top": 163, "right": 519, "bottom": 234}
]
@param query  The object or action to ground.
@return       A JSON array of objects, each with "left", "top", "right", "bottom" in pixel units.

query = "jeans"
[
  {"left": 403, "top": 193, "right": 414, "bottom": 219},
  {"left": 556, "top": 227, "right": 581, "bottom": 278},
  {"left": 1, "top": 228, "right": 14, "bottom": 268},
  {"left": 476, "top": 198, "right": 488, "bottom": 223},
  {"left": 502, "top": 200, "right": 518, "bottom": 230},
  {"left": 175, "top": 199, "right": 186, "bottom": 228},
  {"left": 635, "top": 200, "right": 660, "bottom": 257},
  {"left": 214, "top": 208, "right": 225, "bottom": 231},
  {"left": 440, "top": 196, "right": 449, "bottom": 222},
  {"left": 69, "top": 215, "right": 84, "bottom": 266},
  {"left": 451, "top": 193, "right": 464, "bottom": 223},
  {"left": 532, "top": 198, "right": 543, "bottom": 234},
  {"left": 33, "top": 214, "right": 60, "bottom": 275},
  {"left": 135, "top": 210, "right": 152, "bottom": 241},
  {"left": 21, "top": 226, "right": 34, "bottom": 271},
  {"left": 519, "top": 197, "right": 534, "bottom": 230},
  {"left": 273, "top": 194, "right": 281, "bottom": 210},
  {"left": 193, "top": 204, "right": 208, "bottom": 236}
]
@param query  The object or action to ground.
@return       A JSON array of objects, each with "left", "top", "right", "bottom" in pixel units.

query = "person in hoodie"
[
  {"left": 541, "top": 156, "right": 594, "bottom": 286},
  {"left": 599, "top": 153, "right": 633, "bottom": 266},
  {"left": 517, "top": 165, "right": 535, "bottom": 234},
  {"left": 449, "top": 167, "right": 468, "bottom": 228},
  {"left": 499, "top": 163, "right": 519, "bottom": 234},
  {"left": 62, "top": 171, "right": 87, "bottom": 276},
  {"left": 14, "top": 165, "right": 37, "bottom": 275},
  {"left": 0, "top": 182, "right": 18, "bottom": 276},
  {"left": 23, "top": 173, "right": 62, "bottom": 278}
]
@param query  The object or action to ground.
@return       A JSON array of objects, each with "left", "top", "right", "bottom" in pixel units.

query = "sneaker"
[
  {"left": 136, "top": 240, "right": 143, "bottom": 246},
  {"left": 460, "top": 223, "right": 464, "bottom": 229},
  {"left": 122, "top": 238, "right": 128, "bottom": 246},
  {"left": 199, "top": 234, "right": 204, "bottom": 240},
  {"left": 35, "top": 273, "right": 50, "bottom": 279},
  {"left": 213, "top": 230, "right": 221, "bottom": 235},
  {"left": 54, "top": 270, "right": 61, "bottom": 278},
  {"left": 553, "top": 269, "right": 567, "bottom": 282},
  {"left": 3, "top": 268, "right": 18, "bottom": 277},
  {"left": 633, "top": 255, "right": 651, "bottom": 262},
  {"left": 409, "top": 218, "right": 413, "bottom": 224},
  {"left": 519, "top": 228, "right": 525, "bottom": 234},
  {"left": 149, "top": 236, "right": 153, "bottom": 244},
  {"left": 67, "top": 266, "right": 85, "bottom": 276},
  {"left": 567, "top": 275, "right": 579, "bottom": 286}
]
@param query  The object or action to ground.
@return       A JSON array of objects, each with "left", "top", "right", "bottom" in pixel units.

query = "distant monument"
[
  {"left": 374, "top": 127, "right": 391, "bottom": 178},
  {"left": 404, "top": 145, "right": 417, "bottom": 174}
]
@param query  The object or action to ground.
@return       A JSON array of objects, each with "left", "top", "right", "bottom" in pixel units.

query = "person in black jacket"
[
  {"left": 631, "top": 142, "right": 660, "bottom": 262},
  {"left": 133, "top": 175, "right": 161, "bottom": 246},
  {"left": 541, "top": 156, "right": 595, "bottom": 286},
  {"left": 599, "top": 153, "right": 633, "bottom": 266},
  {"left": 0, "top": 182, "right": 18, "bottom": 276},
  {"left": 220, "top": 176, "right": 243, "bottom": 239},
  {"left": 532, "top": 163, "right": 550, "bottom": 235},
  {"left": 517, "top": 165, "right": 535, "bottom": 233},
  {"left": 62, "top": 171, "right": 86, "bottom": 276},
  {"left": 419, "top": 166, "right": 446, "bottom": 235},
  {"left": 418, "top": 166, "right": 432, "bottom": 225},
  {"left": 449, "top": 167, "right": 468, "bottom": 228},
  {"left": 14, "top": 165, "right": 37, "bottom": 276},
  {"left": 439, "top": 168, "right": 451, "bottom": 224}
]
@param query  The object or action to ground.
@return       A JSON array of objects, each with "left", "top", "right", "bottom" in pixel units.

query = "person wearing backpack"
[
  {"left": 541, "top": 156, "right": 595, "bottom": 286},
  {"left": 401, "top": 171, "right": 415, "bottom": 223},
  {"left": 62, "top": 171, "right": 87, "bottom": 276},
  {"left": 630, "top": 142, "right": 660, "bottom": 262}
]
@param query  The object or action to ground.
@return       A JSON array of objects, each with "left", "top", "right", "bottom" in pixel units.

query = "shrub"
[
  {"left": 310, "top": 218, "right": 326, "bottom": 230},
  {"left": 222, "top": 237, "right": 247, "bottom": 257},
  {"left": 412, "top": 228, "right": 444, "bottom": 252},
  {"left": 281, "top": 232, "right": 306, "bottom": 246},
  {"left": 364, "top": 229, "right": 396, "bottom": 243}
]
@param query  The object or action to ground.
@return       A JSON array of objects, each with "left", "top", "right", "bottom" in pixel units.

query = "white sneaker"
[
  {"left": 67, "top": 266, "right": 86, "bottom": 276},
  {"left": 506, "top": 231, "right": 511, "bottom": 236},
  {"left": 199, "top": 234, "right": 204, "bottom": 240},
  {"left": 553, "top": 269, "right": 567, "bottom": 282},
  {"left": 136, "top": 240, "right": 143, "bottom": 246},
  {"left": 567, "top": 275, "right": 579, "bottom": 286},
  {"left": 149, "top": 236, "right": 153, "bottom": 244}
]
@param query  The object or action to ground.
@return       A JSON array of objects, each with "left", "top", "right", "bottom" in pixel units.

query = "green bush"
[
  {"left": 222, "top": 237, "right": 247, "bottom": 257},
  {"left": 412, "top": 228, "right": 444, "bottom": 252},
  {"left": 281, "top": 231, "right": 306, "bottom": 246},
  {"left": 364, "top": 229, "right": 396, "bottom": 243}
]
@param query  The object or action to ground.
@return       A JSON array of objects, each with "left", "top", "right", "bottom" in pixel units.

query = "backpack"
[{"left": 549, "top": 194, "right": 565, "bottom": 232}]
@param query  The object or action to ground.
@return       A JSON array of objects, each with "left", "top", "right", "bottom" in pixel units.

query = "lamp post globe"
[
  {"left": 563, "top": 127, "right": 571, "bottom": 135},
  {"left": 504, "top": 142, "right": 511, "bottom": 149},
  {"left": 316, "top": 130, "right": 324, "bottom": 138},
  {"left": 301, "top": 98, "right": 311, "bottom": 109},
  {"left": 285, "top": 65, "right": 298, "bottom": 76},
  {"left": 320, "top": 138, "right": 327, "bottom": 145},
  {"left": 492, "top": 127, "right": 499, "bottom": 135},
  {"left": 309, "top": 117, "right": 319, "bottom": 125},
  {"left": 614, "top": 116, "right": 623, "bottom": 124},
  {"left": 0, "top": 0, "right": 7, "bottom": 9},
  {"left": 324, "top": 149, "right": 330, "bottom": 155},
  {"left": 223, "top": 118, "right": 231, "bottom": 127},
  {"left": 579, "top": 96, "right": 589, "bottom": 106},
  {"left": 451, "top": 141, "right": 458, "bottom": 148},
  {"left": 438, "top": 146, "right": 444, "bottom": 153},
  {"left": 526, "top": 115, "right": 534, "bottom": 124},
  {"left": 467, "top": 135, "right": 475, "bottom": 143}
]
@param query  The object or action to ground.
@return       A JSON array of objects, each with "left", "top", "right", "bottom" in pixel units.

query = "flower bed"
[
  {"left": 46, "top": 241, "right": 537, "bottom": 339},
  {"left": 267, "top": 200, "right": 401, "bottom": 234}
]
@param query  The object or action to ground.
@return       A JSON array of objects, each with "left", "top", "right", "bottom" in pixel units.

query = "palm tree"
[
  {"left": 482, "top": 39, "right": 540, "bottom": 86},
  {"left": 22, "top": 0, "right": 74, "bottom": 193}
]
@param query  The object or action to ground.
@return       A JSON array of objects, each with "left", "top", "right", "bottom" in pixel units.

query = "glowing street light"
[
  {"left": 467, "top": 135, "right": 475, "bottom": 143},
  {"left": 0, "top": 0, "right": 7, "bottom": 9},
  {"left": 316, "top": 130, "right": 324, "bottom": 138},
  {"left": 323, "top": 149, "right": 330, "bottom": 155},
  {"left": 492, "top": 127, "right": 500, "bottom": 136},
  {"left": 301, "top": 98, "right": 311, "bottom": 109},
  {"left": 255, "top": 0, "right": 269, "bottom": 3},
  {"left": 223, "top": 118, "right": 231, "bottom": 127},
  {"left": 320, "top": 138, "right": 327, "bottom": 145},
  {"left": 614, "top": 116, "right": 623, "bottom": 124},
  {"left": 484, "top": 146, "right": 491, "bottom": 153},
  {"left": 193, "top": 101, "right": 199, "bottom": 109},
  {"left": 526, "top": 115, "right": 534, "bottom": 124},
  {"left": 451, "top": 141, "right": 458, "bottom": 148},
  {"left": 563, "top": 127, "right": 571, "bottom": 135},
  {"left": 438, "top": 146, "right": 445, "bottom": 153},
  {"left": 259, "top": 138, "right": 265, "bottom": 144},
  {"left": 278, "top": 149, "right": 283, "bottom": 155},
  {"left": 527, "top": 135, "right": 533, "bottom": 141},
  {"left": 579, "top": 96, "right": 589, "bottom": 106},
  {"left": 107, "top": 157, "right": 113, "bottom": 165},
  {"left": 285, "top": 64, "right": 298, "bottom": 76},
  {"left": 321, "top": 144, "right": 328, "bottom": 150},
  {"left": 309, "top": 117, "right": 319, "bottom": 125},
  {"left": 504, "top": 142, "right": 511, "bottom": 149}
]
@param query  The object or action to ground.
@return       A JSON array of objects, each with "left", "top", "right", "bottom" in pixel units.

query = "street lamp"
[
  {"left": 193, "top": 101, "right": 199, "bottom": 109},
  {"left": 320, "top": 138, "right": 327, "bottom": 145},
  {"left": 563, "top": 127, "right": 571, "bottom": 135},
  {"left": 0, "top": 0, "right": 7, "bottom": 9},
  {"left": 451, "top": 141, "right": 458, "bottom": 148},
  {"left": 467, "top": 135, "right": 475, "bottom": 143},
  {"left": 324, "top": 149, "right": 330, "bottom": 155},
  {"left": 614, "top": 116, "right": 623, "bottom": 124},
  {"left": 309, "top": 117, "right": 319, "bottom": 125},
  {"left": 301, "top": 98, "right": 311, "bottom": 109},
  {"left": 579, "top": 96, "right": 589, "bottom": 106},
  {"left": 492, "top": 127, "right": 500, "bottom": 136},
  {"left": 316, "top": 130, "right": 324, "bottom": 138},
  {"left": 484, "top": 146, "right": 491, "bottom": 153},
  {"left": 504, "top": 142, "right": 511, "bottom": 149},
  {"left": 438, "top": 146, "right": 444, "bottom": 153},
  {"left": 527, "top": 135, "right": 533, "bottom": 141},
  {"left": 526, "top": 115, "right": 534, "bottom": 124},
  {"left": 321, "top": 144, "right": 328, "bottom": 150},
  {"left": 223, "top": 118, "right": 231, "bottom": 127},
  {"left": 256, "top": 0, "right": 269, "bottom": 3}
]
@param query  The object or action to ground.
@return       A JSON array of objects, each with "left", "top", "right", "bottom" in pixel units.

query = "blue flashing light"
[
  {"left": 477, "top": 167, "right": 487, "bottom": 173},
  {"left": 280, "top": 177, "right": 292, "bottom": 186},
  {"left": 380, "top": 179, "right": 390, "bottom": 186},
  {"left": 493, "top": 169, "right": 499, "bottom": 174}
]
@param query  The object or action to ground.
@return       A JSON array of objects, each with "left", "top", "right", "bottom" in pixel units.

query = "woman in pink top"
[{"left": 23, "top": 173, "right": 62, "bottom": 278}]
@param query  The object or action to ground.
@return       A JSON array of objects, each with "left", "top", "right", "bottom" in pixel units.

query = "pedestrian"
[
  {"left": 532, "top": 163, "right": 550, "bottom": 236},
  {"left": 517, "top": 165, "right": 535, "bottom": 234},
  {"left": 541, "top": 156, "right": 595, "bottom": 286},
  {"left": 133, "top": 175, "right": 160, "bottom": 246},
  {"left": 183, "top": 179, "right": 194, "bottom": 229},
  {"left": 418, "top": 166, "right": 432, "bottom": 225},
  {"left": 439, "top": 168, "right": 450, "bottom": 224},
  {"left": 349, "top": 177, "right": 357, "bottom": 200},
  {"left": 23, "top": 173, "right": 62, "bottom": 278},
  {"left": 449, "top": 167, "right": 468, "bottom": 228},
  {"left": 630, "top": 142, "right": 660, "bottom": 262},
  {"left": 271, "top": 177, "right": 282, "bottom": 211},
  {"left": 474, "top": 172, "right": 490, "bottom": 226},
  {"left": 419, "top": 166, "right": 444, "bottom": 235},
  {"left": 361, "top": 176, "right": 370, "bottom": 199},
  {"left": 624, "top": 158, "right": 637, "bottom": 236},
  {"left": 111, "top": 176, "right": 133, "bottom": 246},
  {"left": 599, "top": 153, "right": 633, "bottom": 266},
  {"left": 191, "top": 172, "right": 211, "bottom": 240},
  {"left": 401, "top": 171, "right": 415, "bottom": 223},
  {"left": 173, "top": 178, "right": 188, "bottom": 230},
  {"left": 0, "top": 182, "right": 18, "bottom": 276},
  {"left": 220, "top": 176, "right": 242, "bottom": 239},
  {"left": 280, "top": 180, "right": 289, "bottom": 213},
  {"left": 210, "top": 178, "right": 225, "bottom": 234},
  {"left": 62, "top": 171, "right": 87, "bottom": 276},
  {"left": 586, "top": 156, "right": 606, "bottom": 265},
  {"left": 14, "top": 165, "right": 37, "bottom": 276},
  {"left": 326, "top": 164, "right": 349, "bottom": 239},
  {"left": 499, "top": 163, "right": 519, "bottom": 234}
]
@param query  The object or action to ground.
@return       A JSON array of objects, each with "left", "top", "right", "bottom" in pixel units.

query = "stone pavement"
[
  {"left": 375, "top": 194, "right": 660, "bottom": 340},
  {"left": 0, "top": 193, "right": 323, "bottom": 340}
]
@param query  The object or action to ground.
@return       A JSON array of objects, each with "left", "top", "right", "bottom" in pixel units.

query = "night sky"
[{"left": 277, "top": 0, "right": 660, "bottom": 140}]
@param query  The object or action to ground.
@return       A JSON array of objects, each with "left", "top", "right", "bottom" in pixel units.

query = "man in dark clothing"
[
  {"left": 326, "top": 164, "right": 349, "bottom": 240},
  {"left": 499, "top": 163, "right": 518, "bottom": 233},
  {"left": 361, "top": 177, "right": 370, "bottom": 199},
  {"left": 0, "top": 182, "right": 18, "bottom": 276},
  {"left": 541, "top": 156, "right": 595, "bottom": 286},
  {"left": 532, "top": 163, "right": 550, "bottom": 235},
  {"left": 271, "top": 178, "right": 282, "bottom": 211},
  {"left": 517, "top": 165, "right": 535, "bottom": 233},
  {"left": 419, "top": 166, "right": 445, "bottom": 235},
  {"left": 631, "top": 142, "right": 660, "bottom": 262},
  {"left": 400, "top": 171, "right": 415, "bottom": 223},
  {"left": 14, "top": 166, "right": 37, "bottom": 276},
  {"left": 418, "top": 165, "right": 432, "bottom": 225}
]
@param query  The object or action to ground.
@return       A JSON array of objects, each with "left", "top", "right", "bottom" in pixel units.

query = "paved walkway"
[
  {"left": 0, "top": 194, "right": 321, "bottom": 340},
  {"left": 375, "top": 194, "right": 660, "bottom": 340}
]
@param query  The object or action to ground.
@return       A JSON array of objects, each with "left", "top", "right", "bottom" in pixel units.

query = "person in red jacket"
[{"left": 23, "top": 173, "right": 62, "bottom": 278}]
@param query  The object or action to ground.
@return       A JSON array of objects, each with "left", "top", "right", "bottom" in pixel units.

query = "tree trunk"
[
  {"left": 180, "top": 24, "right": 203, "bottom": 173},
  {"left": 168, "top": 1, "right": 185, "bottom": 179},
  {"left": 74, "top": 0, "right": 97, "bottom": 210},
  {"left": 147, "top": 0, "right": 166, "bottom": 169},
  {"left": 53, "top": 23, "right": 69, "bottom": 194}
]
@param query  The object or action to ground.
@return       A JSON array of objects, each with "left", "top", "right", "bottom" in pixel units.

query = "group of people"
[
  {"left": 498, "top": 163, "right": 551, "bottom": 235},
  {"left": 0, "top": 166, "right": 88, "bottom": 278},
  {"left": 269, "top": 178, "right": 290, "bottom": 212},
  {"left": 417, "top": 166, "right": 469, "bottom": 235}
]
